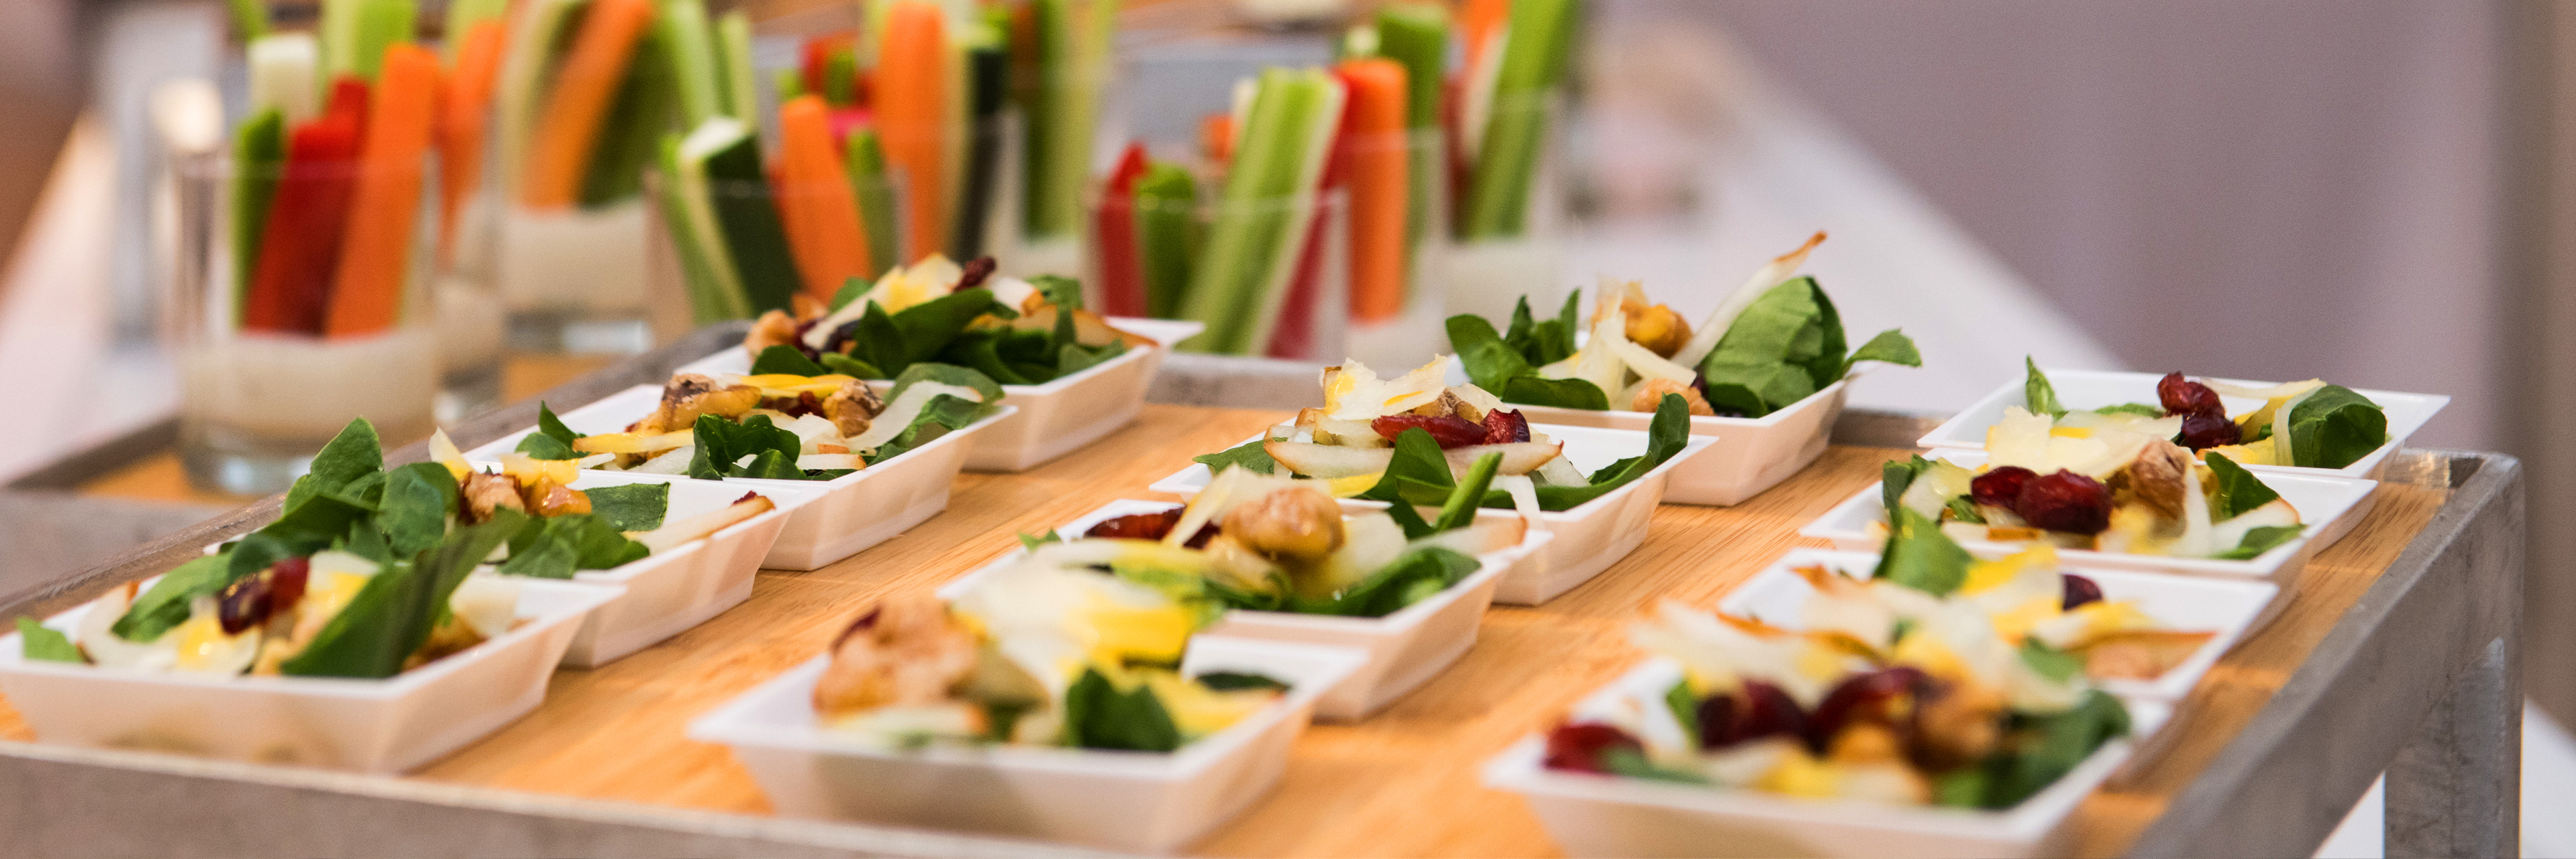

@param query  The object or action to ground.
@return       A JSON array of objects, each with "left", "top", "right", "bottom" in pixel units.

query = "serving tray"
[{"left": 0, "top": 324, "right": 2522, "bottom": 858}]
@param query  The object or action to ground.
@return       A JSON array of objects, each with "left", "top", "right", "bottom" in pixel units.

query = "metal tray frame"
[{"left": 0, "top": 324, "right": 2522, "bottom": 857}]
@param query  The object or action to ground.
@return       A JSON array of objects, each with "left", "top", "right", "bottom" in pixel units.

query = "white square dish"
[
  {"left": 678, "top": 317, "right": 1206, "bottom": 472},
  {"left": 552, "top": 472, "right": 819, "bottom": 667},
  {"left": 687, "top": 637, "right": 1367, "bottom": 853},
  {"left": 1148, "top": 424, "right": 1717, "bottom": 605},
  {"left": 1914, "top": 369, "right": 2449, "bottom": 480},
  {"left": 1506, "top": 380, "right": 1845, "bottom": 507},
  {"left": 1482, "top": 658, "right": 2172, "bottom": 859},
  {"left": 1718, "top": 548, "right": 2278, "bottom": 702},
  {"left": 1798, "top": 450, "right": 2379, "bottom": 588},
  {"left": 935, "top": 499, "right": 1553, "bottom": 721},
  {"left": 466, "top": 384, "right": 1015, "bottom": 571},
  {"left": 0, "top": 578, "right": 620, "bottom": 774}
]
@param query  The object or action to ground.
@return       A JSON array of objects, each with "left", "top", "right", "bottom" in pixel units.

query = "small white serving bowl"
[
  {"left": 467, "top": 384, "right": 1015, "bottom": 571},
  {"left": 1718, "top": 548, "right": 2278, "bottom": 702},
  {"left": 1482, "top": 657, "right": 2172, "bottom": 858},
  {"left": 1914, "top": 369, "right": 2449, "bottom": 481},
  {"left": 1149, "top": 424, "right": 1717, "bottom": 605},
  {"left": 1506, "top": 379, "right": 1843, "bottom": 507},
  {"left": 936, "top": 499, "right": 1553, "bottom": 720},
  {"left": 1799, "top": 450, "right": 2379, "bottom": 591},
  {"left": 688, "top": 637, "right": 1366, "bottom": 853},
  {"left": 0, "top": 578, "right": 620, "bottom": 774},
  {"left": 678, "top": 317, "right": 1205, "bottom": 473},
  {"left": 552, "top": 472, "right": 819, "bottom": 667}
]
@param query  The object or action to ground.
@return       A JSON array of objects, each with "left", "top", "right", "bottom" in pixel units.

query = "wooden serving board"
[{"left": 0, "top": 402, "right": 2449, "bottom": 856}]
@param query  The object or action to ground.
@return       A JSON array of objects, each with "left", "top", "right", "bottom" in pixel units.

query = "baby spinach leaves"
[
  {"left": 280, "top": 510, "right": 528, "bottom": 679},
  {"left": 15, "top": 617, "right": 81, "bottom": 663},
  {"left": 1698, "top": 278, "right": 1918, "bottom": 417},
  {"left": 2285, "top": 384, "right": 2387, "bottom": 469},
  {"left": 1061, "top": 667, "right": 1183, "bottom": 752},
  {"left": 1446, "top": 294, "right": 1608, "bottom": 410},
  {"left": 515, "top": 403, "right": 585, "bottom": 460}
]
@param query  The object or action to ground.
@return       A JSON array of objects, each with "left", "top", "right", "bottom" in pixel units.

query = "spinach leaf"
[
  {"left": 849, "top": 288, "right": 1013, "bottom": 374},
  {"left": 1882, "top": 455, "right": 1933, "bottom": 518},
  {"left": 1196, "top": 671, "right": 1288, "bottom": 691},
  {"left": 1382, "top": 498, "right": 1437, "bottom": 540},
  {"left": 2216, "top": 525, "right": 2305, "bottom": 560},
  {"left": 226, "top": 494, "right": 377, "bottom": 584},
  {"left": 111, "top": 554, "right": 232, "bottom": 642},
  {"left": 2019, "top": 639, "right": 2084, "bottom": 683},
  {"left": 1500, "top": 376, "right": 1609, "bottom": 410},
  {"left": 495, "top": 535, "right": 579, "bottom": 579},
  {"left": 376, "top": 463, "right": 461, "bottom": 557},
  {"left": 1355, "top": 427, "right": 1458, "bottom": 506},
  {"left": 286, "top": 418, "right": 383, "bottom": 511},
  {"left": 750, "top": 344, "right": 828, "bottom": 376},
  {"left": 516, "top": 403, "right": 584, "bottom": 460},
  {"left": 1435, "top": 452, "right": 1503, "bottom": 531},
  {"left": 1527, "top": 393, "right": 1690, "bottom": 510},
  {"left": 1664, "top": 680, "right": 1700, "bottom": 739},
  {"left": 15, "top": 617, "right": 81, "bottom": 663},
  {"left": 818, "top": 351, "right": 882, "bottom": 379},
  {"left": 582, "top": 482, "right": 669, "bottom": 530},
  {"left": 1842, "top": 328, "right": 1922, "bottom": 376},
  {"left": 887, "top": 361, "right": 1008, "bottom": 407},
  {"left": 2204, "top": 452, "right": 2280, "bottom": 521},
  {"left": 1945, "top": 495, "right": 1987, "bottom": 524},
  {"left": 1601, "top": 747, "right": 1712, "bottom": 784},
  {"left": 1291, "top": 546, "right": 1478, "bottom": 617},
  {"left": 1061, "top": 667, "right": 1184, "bottom": 752},
  {"left": 505, "top": 512, "right": 650, "bottom": 573},
  {"left": 865, "top": 394, "right": 992, "bottom": 465},
  {"left": 688, "top": 414, "right": 805, "bottom": 480},
  {"left": 1192, "top": 440, "right": 1277, "bottom": 475},
  {"left": 2094, "top": 403, "right": 2165, "bottom": 418},
  {"left": 1695, "top": 277, "right": 1845, "bottom": 417},
  {"left": 1018, "top": 530, "right": 1063, "bottom": 550},
  {"left": 1979, "top": 690, "right": 2129, "bottom": 809},
  {"left": 1873, "top": 507, "right": 1972, "bottom": 597},
  {"left": 1447, "top": 292, "right": 1598, "bottom": 408},
  {"left": 281, "top": 510, "right": 528, "bottom": 679},
  {"left": 535, "top": 402, "right": 580, "bottom": 448},
  {"left": 1447, "top": 313, "right": 1531, "bottom": 393},
  {"left": 2286, "top": 384, "right": 2387, "bottom": 469},
  {"left": 828, "top": 276, "right": 871, "bottom": 311},
  {"left": 2023, "top": 357, "right": 2064, "bottom": 417}
]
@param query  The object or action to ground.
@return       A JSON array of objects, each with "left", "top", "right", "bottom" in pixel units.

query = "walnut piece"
[{"left": 811, "top": 597, "right": 982, "bottom": 717}]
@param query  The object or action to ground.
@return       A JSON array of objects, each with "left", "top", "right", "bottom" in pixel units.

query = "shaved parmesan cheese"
[
  {"left": 846, "top": 382, "right": 985, "bottom": 452},
  {"left": 2205, "top": 378, "right": 2326, "bottom": 401},
  {"left": 1674, "top": 230, "right": 1827, "bottom": 369}
]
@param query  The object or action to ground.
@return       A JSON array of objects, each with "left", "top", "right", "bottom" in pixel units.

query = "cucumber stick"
[
  {"left": 654, "top": 0, "right": 723, "bottom": 125},
  {"left": 953, "top": 36, "right": 1008, "bottom": 258},
  {"left": 713, "top": 10, "right": 758, "bottom": 123},
  {"left": 685, "top": 118, "right": 801, "bottom": 314},
  {"left": 230, "top": 110, "right": 287, "bottom": 326},
  {"left": 1179, "top": 68, "right": 1342, "bottom": 354},
  {"left": 658, "top": 132, "right": 747, "bottom": 321},
  {"left": 846, "top": 130, "right": 901, "bottom": 279},
  {"left": 1463, "top": 0, "right": 1578, "bottom": 240},
  {"left": 1134, "top": 161, "right": 1196, "bottom": 320}
]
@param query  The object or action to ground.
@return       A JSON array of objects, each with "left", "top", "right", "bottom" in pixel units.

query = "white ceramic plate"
[
  {"left": 1483, "top": 657, "right": 2172, "bottom": 858},
  {"left": 678, "top": 317, "right": 1205, "bottom": 472},
  {"left": 1797, "top": 450, "right": 2379, "bottom": 587},
  {"left": 935, "top": 498, "right": 1553, "bottom": 720},
  {"left": 1506, "top": 381, "right": 1843, "bottom": 508},
  {"left": 688, "top": 637, "right": 1366, "bottom": 853},
  {"left": 1718, "top": 548, "right": 2278, "bottom": 701},
  {"left": 467, "top": 384, "right": 1015, "bottom": 571},
  {"left": 1915, "top": 369, "right": 2449, "bottom": 480},
  {"left": 552, "top": 472, "right": 819, "bottom": 667},
  {"left": 0, "top": 578, "right": 620, "bottom": 774},
  {"left": 1149, "top": 424, "right": 1717, "bottom": 605}
]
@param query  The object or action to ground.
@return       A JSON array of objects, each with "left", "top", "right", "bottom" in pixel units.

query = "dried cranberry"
[
  {"left": 215, "top": 575, "right": 271, "bottom": 635},
  {"left": 267, "top": 556, "right": 308, "bottom": 613},
  {"left": 734, "top": 491, "right": 763, "bottom": 505},
  {"left": 1372, "top": 414, "right": 1487, "bottom": 449},
  {"left": 2177, "top": 411, "right": 2241, "bottom": 450},
  {"left": 1805, "top": 666, "right": 1928, "bottom": 752},
  {"left": 2014, "top": 470, "right": 2112, "bottom": 534},
  {"left": 1971, "top": 466, "right": 2038, "bottom": 509},
  {"left": 1182, "top": 523, "right": 1219, "bottom": 549},
  {"left": 831, "top": 606, "right": 884, "bottom": 649},
  {"left": 2157, "top": 372, "right": 2225, "bottom": 417},
  {"left": 957, "top": 256, "right": 999, "bottom": 291},
  {"left": 2062, "top": 573, "right": 2104, "bottom": 610},
  {"left": 1699, "top": 680, "right": 1808, "bottom": 749},
  {"left": 1481, "top": 409, "right": 1531, "bottom": 444},
  {"left": 823, "top": 319, "right": 863, "bottom": 357},
  {"left": 1084, "top": 508, "right": 1184, "bottom": 541},
  {"left": 1542, "top": 722, "right": 1645, "bottom": 774}
]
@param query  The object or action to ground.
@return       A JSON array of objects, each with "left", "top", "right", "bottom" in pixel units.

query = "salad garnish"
[
  {"left": 811, "top": 567, "right": 1286, "bottom": 752},
  {"left": 515, "top": 362, "right": 1002, "bottom": 480},
  {"left": 740, "top": 254, "right": 1138, "bottom": 386},
  {"left": 1189, "top": 356, "right": 1691, "bottom": 513},
  {"left": 1447, "top": 233, "right": 1920, "bottom": 417},
  {"left": 18, "top": 419, "right": 773, "bottom": 676},
  {"left": 2021, "top": 361, "right": 2390, "bottom": 470}
]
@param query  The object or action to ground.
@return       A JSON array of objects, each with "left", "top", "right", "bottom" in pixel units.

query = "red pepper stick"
[
  {"left": 1093, "top": 142, "right": 1149, "bottom": 317},
  {"left": 243, "top": 78, "right": 370, "bottom": 335}
]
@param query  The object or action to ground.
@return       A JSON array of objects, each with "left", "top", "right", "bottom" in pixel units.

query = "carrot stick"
[
  {"left": 1458, "top": 0, "right": 1510, "bottom": 76},
  {"left": 776, "top": 94, "right": 873, "bottom": 303},
  {"left": 518, "top": 0, "right": 655, "bottom": 210},
  {"left": 1336, "top": 59, "right": 1408, "bottom": 324},
  {"left": 1093, "top": 142, "right": 1148, "bottom": 316},
  {"left": 874, "top": 1, "right": 948, "bottom": 264},
  {"left": 438, "top": 19, "right": 507, "bottom": 267},
  {"left": 1200, "top": 112, "right": 1236, "bottom": 166},
  {"left": 244, "top": 79, "right": 369, "bottom": 335},
  {"left": 326, "top": 44, "right": 442, "bottom": 336}
]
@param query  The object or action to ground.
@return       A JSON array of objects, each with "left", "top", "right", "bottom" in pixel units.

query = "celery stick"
[
  {"left": 1463, "top": 0, "right": 1578, "bottom": 240},
  {"left": 248, "top": 33, "right": 320, "bottom": 123},
  {"left": 579, "top": 14, "right": 678, "bottom": 207},
  {"left": 655, "top": 0, "right": 723, "bottom": 125},
  {"left": 1134, "top": 160, "right": 1197, "bottom": 319},
  {"left": 686, "top": 119, "right": 800, "bottom": 314},
  {"left": 713, "top": 9, "right": 759, "bottom": 123},
  {"left": 774, "top": 69, "right": 804, "bottom": 100},
  {"left": 1020, "top": 0, "right": 1113, "bottom": 241},
  {"left": 845, "top": 129, "right": 901, "bottom": 278},
  {"left": 444, "top": 0, "right": 509, "bottom": 58},
  {"left": 321, "top": 0, "right": 364, "bottom": 79},
  {"left": 230, "top": 110, "right": 286, "bottom": 326},
  {"left": 1180, "top": 68, "right": 1340, "bottom": 353},
  {"left": 658, "top": 132, "right": 748, "bottom": 320},
  {"left": 350, "top": 0, "right": 419, "bottom": 80},
  {"left": 229, "top": 0, "right": 268, "bottom": 41}
]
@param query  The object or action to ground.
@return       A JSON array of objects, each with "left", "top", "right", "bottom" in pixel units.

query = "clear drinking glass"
[
  {"left": 495, "top": 194, "right": 656, "bottom": 354},
  {"left": 646, "top": 167, "right": 909, "bottom": 325},
  {"left": 433, "top": 186, "right": 507, "bottom": 424},
  {"left": 1439, "top": 89, "right": 1569, "bottom": 329},
  {"left": 1086, "top": 174, "right": 1350, "bottom": 360},
  {"left": 162, "top": 151, "right": 441, "bottom": 495}
]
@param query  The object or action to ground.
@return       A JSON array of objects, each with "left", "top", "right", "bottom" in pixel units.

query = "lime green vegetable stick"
[
  {"left": 1179, "top": 68, "right": 1340, "bottom": 354},
  {"left": 1462, "top": 0, "right": 1578, "bottom": 240},
  {"left": 845, "top": 128, "right": 901, "bottom": 278},
  {"left": 230, "top": 110, "right": 286, "bottom": 324},
  {"left": 1135, "top": 160, "right": 1198, "bottom": 319}
]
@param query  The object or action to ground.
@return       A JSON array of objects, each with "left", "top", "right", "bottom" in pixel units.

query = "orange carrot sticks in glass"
[
  {"left": 518, "top": 0, "right": 655, "bottom": 210},
  {"left": 326, "top": 44, "right": 442, "bottom": 336},
  {"left": 1336, "top": 58, "right": 1408, "bottom": 325},
  {"left": 874, "top": 1, "right": 949, "bottom": 263},
  {"left": 776, "top": 94, "right": 873, "bottom": 304}
]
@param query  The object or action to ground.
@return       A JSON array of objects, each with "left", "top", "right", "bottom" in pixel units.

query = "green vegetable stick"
[
  {"left": 229, "top": 0, "right": 269, "bottom": 40},
  {"left": 713, "top": 9, "right": 759, "bottom": 123},
  {"left": 1134, "top": 160, "right": 1197, "bottom": 319},
  {"left": 493, "top": 0, "right": 588, "bottom": 196},
  {"left": 691, "top": 120, "right": 801, "bottom": 314},
  {"left": 1179, "top": 68, "right": 1340, "bottom": 353},
  {"left": 654, "top": 0, "right": 723, "bottom": 125},
  {"left": 230, "top": 110, "right": 286, "bottom": 326},
  {"left": 349, "top": 0, "right": 419, "bottom": 81},
  {"left": 1021, "top": 0, "right": 1116, "bottom": 241},
  {"left": 1373, "top": 3, "right": 1448, "bottom": 276},
  {"left": 660, "top": 128, "right": 751, "bottom": 320},
  {"left": 1462, "top": 0, "right": 1578, "bottom": 240},
  {"left": 578, "top": 17, "right": 679, "bottom": 207},
  {"left": 954, "top": 36, "right": 1009, "bottom": 258},
  {"left": 845, "top": 128, "right": 902, "bottom": 278},
  {"left": 320, "top": 0, "right": 364, "bottom": 79},
  {"left": 442, "top": 0, "right": 509, "bottom": 59},
  {"left": 774, "top": 67, "right": 804, "bottom": 101}
]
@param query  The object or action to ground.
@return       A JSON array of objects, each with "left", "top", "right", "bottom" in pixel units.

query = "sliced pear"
[
  {"left": 636, "top": 494, "right": 777, "bottom": 553},
  {"left": 1264, "top": 441, "right": 1395, "bottom": 479}
]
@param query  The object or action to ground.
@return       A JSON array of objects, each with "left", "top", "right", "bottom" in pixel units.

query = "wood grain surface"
[{"left": 0, "top": 404, "right": 2449, "bottom": 857}]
